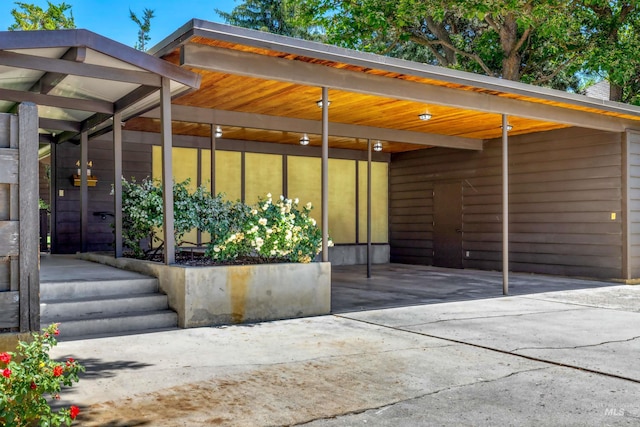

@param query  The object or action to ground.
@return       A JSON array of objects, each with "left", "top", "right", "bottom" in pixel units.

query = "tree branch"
[{"left": 414, "top": 36, "right": 497, "bottom": 77}]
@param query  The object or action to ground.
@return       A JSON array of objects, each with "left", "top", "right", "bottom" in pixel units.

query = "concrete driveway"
[{"left": 50, "top": 267, "right": 640, "bottom": 426}]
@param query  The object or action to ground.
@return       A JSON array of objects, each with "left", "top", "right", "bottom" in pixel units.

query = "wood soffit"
[{"left": 148, "top": 35, "right": 640, "bottom": 153}]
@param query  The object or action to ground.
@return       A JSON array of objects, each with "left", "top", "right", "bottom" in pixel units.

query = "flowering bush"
[
  {"left": 120, "top": 177, "right": 328, "bottom": 264},
  {"left": 0, "top": 324, "right": 84, "bottom": 426}
]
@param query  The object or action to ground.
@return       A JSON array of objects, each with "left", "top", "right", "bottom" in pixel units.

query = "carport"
[{"left": 119, "top": 20, "right": 640, "bottom": 288}]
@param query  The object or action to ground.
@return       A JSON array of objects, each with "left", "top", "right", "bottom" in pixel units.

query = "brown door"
[{"left": 433, "top": 182, "right": 463, "bottom": 268}]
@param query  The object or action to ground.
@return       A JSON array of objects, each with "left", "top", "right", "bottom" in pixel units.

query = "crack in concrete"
[
  {"left": 338, "top": 307, "right": 586, "bottom": 330},
  {"left": 520, "top": 294, "right": 640, "bottom": 314},
  {"left": 510, "top": 335, "right": 640, "bottom": 353},
  {"left": 290, "top": 366, "right": 551, "bottom": 426}
]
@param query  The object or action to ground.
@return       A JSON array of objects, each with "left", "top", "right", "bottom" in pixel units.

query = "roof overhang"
[
  {"left": 132, "top": 19, "right": 640, "bottom": 153},
  {"left": 0, "top": 29, "right": 201, "bottom": 144}
]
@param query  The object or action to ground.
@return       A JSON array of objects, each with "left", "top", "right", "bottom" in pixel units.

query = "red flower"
[
  {"left": 54, "top": 329, "right": 60, "bottom": 336},
  {"left": 2, "top": 368, "right": 11, "bottom": 378},
  {"left": 66, "top": 357, "right": 75, "bottom": 367},
  {"left": 53, "top": 365, "right": 64, "bottom": 377},
  {"left": 70, "top": 405, "right": 80, "bottom": 420},
  {"left": 30, "top": 382, "right": 37, "bottom": 389},
  {"left": 0, "top": 352, "right": 10, "bottom": 364}
]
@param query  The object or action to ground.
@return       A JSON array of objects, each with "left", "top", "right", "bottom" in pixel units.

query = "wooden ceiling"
[{"left": 133, "top": 31, "right": 640, "bottom": 153}]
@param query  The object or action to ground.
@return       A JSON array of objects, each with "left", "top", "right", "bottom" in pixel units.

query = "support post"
[
  {"left": 210, "top": 124, "right": 216, "bottom": 195},
  {"left": 113, "top": 111, "right": 123, "bottom": 258},
  {"left": 80, "top": 131, "right": 88, "bottom": 252},
  {"left": 321, "top": 87, "right": 329, "bottom": 262},
  {"left": 161, "top": 78, "right": 175, "bottom": 264},
  {"left": 502, "top": 114, "right": 509, "bottom": 295},
  {"left": 367, "top": 138, "right": 372, "bottom": 278},
  {"left": 18, "top": 102, "right": 39, "bottom": 332}
]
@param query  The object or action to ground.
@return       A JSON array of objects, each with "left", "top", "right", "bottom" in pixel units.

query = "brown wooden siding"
[
  {"left": 627, "top": 130, "right": 640, "bottom": 278},
  {"left": 52, "top": 135, "right": 152, "bottom": 254},
  {"left": 390, "top": 127, "right": 624, "bottom": 279}
]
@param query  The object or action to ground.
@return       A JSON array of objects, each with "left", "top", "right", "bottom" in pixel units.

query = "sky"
[{"left": 0, "top": 0, "right": 239, "bottom": 48}]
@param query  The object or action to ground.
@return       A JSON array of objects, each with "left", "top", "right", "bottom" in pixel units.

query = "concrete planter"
[{"left": 80, "top": 253, "right": 331, "bottom": 328}]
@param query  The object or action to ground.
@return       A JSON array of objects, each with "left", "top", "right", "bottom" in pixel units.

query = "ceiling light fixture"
[
  {"left": 373, "top": 141, "right": 383, "bottom": 152},
  {"left": 215, "top": 125, "right": 223, "bottom": 138},
  {"left": 418, "top": 113, "right": 432, "bottom": 121},
  {"left": 501, "top": 124, "right": 513, "bottom": 132},
  {"left": 316, "top": 99, "right": 331, "bottom": 108},
  {"left": 299, "top": 133, "right": 310, "bottom": 145}
]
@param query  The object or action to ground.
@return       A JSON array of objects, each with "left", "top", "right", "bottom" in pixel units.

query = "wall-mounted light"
[
  {"left": 418, "top": 113, "right": 432, "bottom": 121},
  {"left": 373, "top": 141, "right": 383, "bottom": 152},
  {"left": 316, "top": 99, "right": 331, "bottom": 108},
  {"left": 501, "top": 124, "right": 513, "bottom": 132},
  {"left": 299, "top": 133, "right": 310, "bottom": 145},
  {"left": 214, "top": 125, "right": 223, "bottom": 138}
]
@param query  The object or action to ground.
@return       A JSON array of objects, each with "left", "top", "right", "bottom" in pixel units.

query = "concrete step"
[
  {"left": 51, "top": 311, "right": 179, "bottom": 340},
  {"left": 41, "top": 294, "right": 170, "bottom": 323},
  {"left": 40, "top": 277, "right": 159, "bottom": 301},
  {"left": 40, "top": 273, "right": 179, "bottom": 339}
]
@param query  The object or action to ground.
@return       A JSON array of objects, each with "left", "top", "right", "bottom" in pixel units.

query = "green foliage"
[
  {"left": 120, "top": 178, "right": 326, "bottom": 264},
  {"left": 8, "top": 1, "right": 75, "bottom": 30},
  {"left": 130, "top": 8, "right": 155, "bottom": 51},
  {"left": 216, "top": 0, "right": 321, "bottom": 40},
  {"left": 0, "top": 324, "right": 84, "bottom": 426}
]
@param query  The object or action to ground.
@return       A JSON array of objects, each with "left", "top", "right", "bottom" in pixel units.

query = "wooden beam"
[
  {"left": 38, "top": 117, "right": 82, "bottom": 132},
  {"left": 143, "top": 105, "right": 483, "bottom": 151},
  {"left": 37, "top": 47, "right": 87, "bottom": 95},
  {"left": 0, "top": 87, "right": 113, "bottom": 114},
  {"left": 0, "top": 50, "right": 162, "bottom": 87},
  {"left": 181, "top": 43, "right": 639, "bottom": 133}
]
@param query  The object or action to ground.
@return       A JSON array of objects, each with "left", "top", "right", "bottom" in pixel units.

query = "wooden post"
[
  {"left": 210, "top": 124, "right": 216, "bottom": 195},
  {"left": 80, "top": 131, "right": 88, "bottom": 252},
  {"left": 113, "top": 111, "right": 123, "bottom": 257},
  {"left": 161, "top": 78, "right": 175, "bottom": 264},
  {"left": 18, "top": 102, "right": 39, "bottom": 332}
]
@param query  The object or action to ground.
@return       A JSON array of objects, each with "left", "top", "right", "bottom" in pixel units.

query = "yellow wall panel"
[
  {"left": 151, "top": 146, "right": 198, "bottom": 191},
  {"left": 213, "top": 150, "right": 242, "bottom": 201},
  {"left": 358, "top": 161, "right": 389, "bottom": 243},
  {"left": 245, "top": 153, "right": 282, "bottom": 204},
  {"left": 329, "top": 159, "right": 356, "bottom": 244},
  {"left": 287, "top": 156, "right": 322, "bottom": 226}
]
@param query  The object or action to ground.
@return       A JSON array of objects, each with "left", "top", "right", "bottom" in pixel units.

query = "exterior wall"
[
  {"left": 390, "top": 127, "right": 624, "bottom": 279},
  {"left": 627, "top": 130, "right": 640, "bottom": 278},
  {"left": 52, "top": 134, "right": 152, "bottom": 253},
  {"left": 52, "top": 130, "right": 390, "bottom": 259}
]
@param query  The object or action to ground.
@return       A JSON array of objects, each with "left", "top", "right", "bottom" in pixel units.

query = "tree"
[
  {"left": 130, "top": 8, "right": 155, "bottom": 51},
  {"left": 297, "top": 1, "right": 586, "bottom": 90},
  {"left": 216, "top": 0, "right": 318, "bottom": 39},
  {"left": 577, "top": 1, "right": 640, "bottom": 103},
  {"left": 8, "top": 1, "right": 75, "bottom": 30}
]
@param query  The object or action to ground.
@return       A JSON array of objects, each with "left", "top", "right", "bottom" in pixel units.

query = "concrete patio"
[{"left": 40, "top": 257, "right": 640, "bottom": 426}]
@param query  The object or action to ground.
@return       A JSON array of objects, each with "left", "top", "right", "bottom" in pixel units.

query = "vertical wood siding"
[{"left": 390, "top": 127, "right": 623, "bottom": 279}]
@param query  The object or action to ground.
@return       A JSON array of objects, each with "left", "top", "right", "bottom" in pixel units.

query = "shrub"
[
  {"left": 0, "top": 324, "right": 84, "bottom": 426},
  {"left": 120, "top": 178, "right": 327, "bottom": 264}
]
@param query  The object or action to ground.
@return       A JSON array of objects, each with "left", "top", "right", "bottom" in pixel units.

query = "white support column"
[
  {"left": 210, "top": 124, "right": 216, "bottom": 195},
  {"left": 502, "top": 114, "right": 509, "bottom": 295},
  {"left": 80, "top": 130, "right": 88, "bottom": 253},
  {"left": 321, "top": 87, "right": 329, "bottom": 262},
  {"left": 113, "top": 111, "right": 123, "bottom": 257},
  {"left": 161, "top": 78, "right": 175, "bottom": 265}
]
